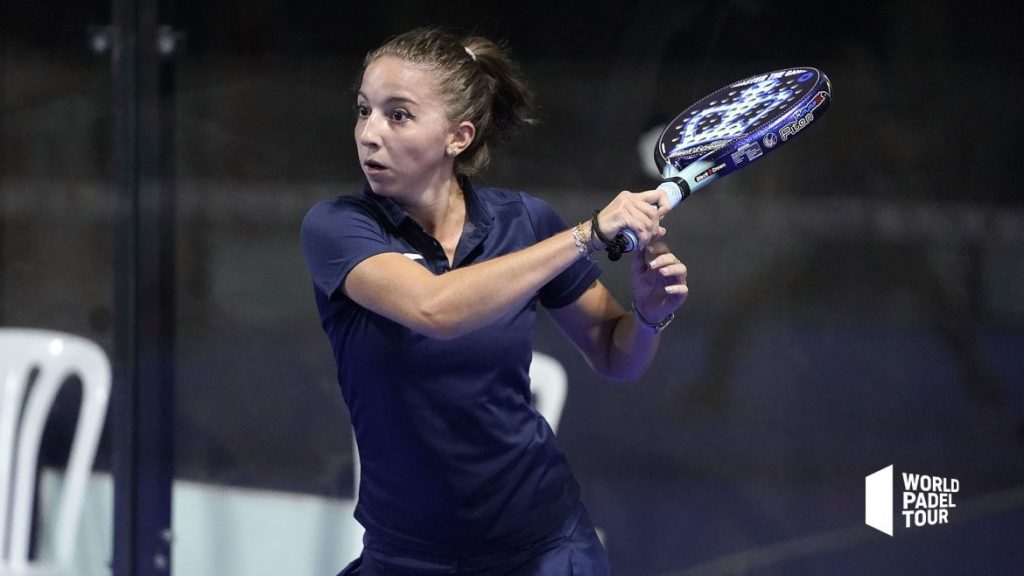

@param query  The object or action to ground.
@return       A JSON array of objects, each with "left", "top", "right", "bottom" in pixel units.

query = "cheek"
[{"left": 396, "top": 133, "right": 447, "bottom": 163}]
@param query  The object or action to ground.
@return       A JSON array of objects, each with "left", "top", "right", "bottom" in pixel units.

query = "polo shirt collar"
[{"left": 361, "top": 176, "right": 495, "bottom": 233}]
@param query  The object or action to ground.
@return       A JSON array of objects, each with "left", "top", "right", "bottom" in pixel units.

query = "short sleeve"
[
  {"left": 520, "top": 193, "right": 602, "bottom": 309},
  {"left": 301, "top": 197, "right": 394, "bottom": 299}
]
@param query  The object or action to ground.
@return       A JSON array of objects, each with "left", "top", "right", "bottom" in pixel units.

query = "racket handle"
[{"left": 617, "top": 177, "right": 691, "bottom": 253}]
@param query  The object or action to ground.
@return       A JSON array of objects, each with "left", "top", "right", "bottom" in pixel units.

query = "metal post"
[{"left": 111, "top": 0, "right": 176, "bottom": 572}]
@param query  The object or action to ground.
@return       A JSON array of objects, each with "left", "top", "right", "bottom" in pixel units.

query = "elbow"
[{"left": 413, "top": 300, "right": 465, "bottom": 341}]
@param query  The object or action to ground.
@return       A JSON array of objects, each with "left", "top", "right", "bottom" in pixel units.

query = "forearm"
[
  {"left": 551, "top": 284, "right": 663, "bottom": 382},
  {"left": 405, "top": 226, "right": 585, "bottom": 339},
  {"left": 599, "top": 309, "right": 661, "bottom": 381},
  {"left": 347, "top": 187, "right": 670, "bottom": 341},
  {"left": 598, "top": 240, "right": 686, "bottom": 379},
  {"left": 550, "top": 240, "right": 684, "bottom": 382}
]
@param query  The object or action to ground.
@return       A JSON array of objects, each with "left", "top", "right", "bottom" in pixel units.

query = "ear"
[{"left": 447, "top": 121, "right": 476, "bottom": 157}]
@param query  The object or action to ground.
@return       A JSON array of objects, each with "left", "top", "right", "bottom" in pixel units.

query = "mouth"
[{"left": 363, "top": 159, "right": 387, "bottom": 174}]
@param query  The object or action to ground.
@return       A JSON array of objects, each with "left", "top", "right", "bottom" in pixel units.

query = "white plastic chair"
[
  {"left": 528, "top": 351, "right": 568, "bottom": 434},
  {"left": 0, "top": 329, "right": 111, "bottom": 576}
]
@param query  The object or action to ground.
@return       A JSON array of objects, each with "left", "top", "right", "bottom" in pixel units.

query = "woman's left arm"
[{"left": 548, "top": 241, "right": 688, "bottom": 382}]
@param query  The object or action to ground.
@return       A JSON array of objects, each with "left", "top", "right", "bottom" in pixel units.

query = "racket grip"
[
  {"left": 617, "top": 178, "right": 690, "bottom": 253},
  {"left": 619, "top": 229, "right": 640, "bottom": 253},
  {"left": 658, "top": 177, "right": 689, "bottom": 208}
]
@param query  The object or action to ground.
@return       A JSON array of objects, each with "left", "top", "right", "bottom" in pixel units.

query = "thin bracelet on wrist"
[
  {"left": 572, "top": 223, "right": 597, "bottom": 262},
  {"left": 632, "top": 300, "right": 675, "bottom": 333}
]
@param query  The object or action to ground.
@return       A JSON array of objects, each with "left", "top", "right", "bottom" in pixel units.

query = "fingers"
[
  {"left": 635, "top": 188, "right": 671, "bottom": 212},
  {"left": 598, "top": 190, "right": 668, "bottom": 249},
  {"left": 631, "top": 240, "right": 689, "bottom": 324},
  {"left": 622, "top": 189, "right": 672, "bottom": 243},
  {"left": 645, "top": 242, "right": 688, "bottom": 295}
]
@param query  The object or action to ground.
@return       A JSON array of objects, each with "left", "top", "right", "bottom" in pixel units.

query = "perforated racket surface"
[{"left": 617, "top": 67, "right": 831, "bottom": 253}]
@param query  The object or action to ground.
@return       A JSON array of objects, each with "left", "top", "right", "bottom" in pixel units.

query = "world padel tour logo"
[{"left": 865, "top": 465, "right": 960, "bottom": 536}]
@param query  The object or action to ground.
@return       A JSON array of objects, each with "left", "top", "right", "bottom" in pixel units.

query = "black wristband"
[{"left": 591, "top": 210, "right": 628, "bottom": 262}]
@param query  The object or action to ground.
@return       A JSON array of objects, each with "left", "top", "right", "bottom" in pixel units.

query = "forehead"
[{"left": 359, "top": 56, "right": 443, "bottom": 104}]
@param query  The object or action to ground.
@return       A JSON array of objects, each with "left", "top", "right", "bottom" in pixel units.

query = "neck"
[{"left": 400, "top": 175, "right": 465, "bottom": 238}]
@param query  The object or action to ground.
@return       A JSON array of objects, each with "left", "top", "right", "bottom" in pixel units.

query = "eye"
[
  {"left": 388, "top": 108, "right": 412, "bottom": 122},
  {"left": 354, "top": 104, "right": 370, "bottom": 119}
]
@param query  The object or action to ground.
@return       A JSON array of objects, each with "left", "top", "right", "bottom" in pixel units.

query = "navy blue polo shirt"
[{"left": 300, "top": 178, "right": 601, "bottom": 554}]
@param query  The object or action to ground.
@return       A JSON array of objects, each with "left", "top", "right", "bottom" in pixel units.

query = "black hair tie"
[{"left": 591, "top": 210, "right": 628, "bottom": 262}]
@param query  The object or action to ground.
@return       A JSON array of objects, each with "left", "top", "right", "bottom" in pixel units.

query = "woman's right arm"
[{"left": 343, "top": 189, "right": 668, "bottom": 340}]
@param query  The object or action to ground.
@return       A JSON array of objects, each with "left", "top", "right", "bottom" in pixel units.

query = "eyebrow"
[{"left": 356, "top": 92, "right": 418, "bottom": 107}]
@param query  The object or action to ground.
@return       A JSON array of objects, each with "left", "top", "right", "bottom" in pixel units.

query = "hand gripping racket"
[{"left": 616, "top": 67, "right": 832, "bottom": 254}]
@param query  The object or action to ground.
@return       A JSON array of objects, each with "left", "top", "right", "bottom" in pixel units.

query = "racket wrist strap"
[
  {"left": 632, "top": 301, "right": 675, "bottom": 333},
  {"left": 591, "top": 210, "right": 628, "bottom": 262}
]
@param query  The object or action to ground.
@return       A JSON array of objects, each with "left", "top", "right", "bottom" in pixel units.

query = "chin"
[{"left": 363, "top": 174, "right": 397, "bottom": 197}]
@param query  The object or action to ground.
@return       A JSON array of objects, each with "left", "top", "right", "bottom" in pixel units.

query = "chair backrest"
[
  {"left": 0, "top": 329, "right": 110, "bottom": 572},
  {"left": 528, "top": 351, "right": 568, "bottom": 435}
]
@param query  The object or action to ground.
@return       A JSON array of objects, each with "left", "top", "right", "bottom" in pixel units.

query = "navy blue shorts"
[{"left": 336, "top": 504, "right": 612, "bottom": 576}]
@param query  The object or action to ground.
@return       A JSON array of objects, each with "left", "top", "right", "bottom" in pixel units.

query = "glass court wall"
[
  {"left": 3, "top": 1, "right": 1023, "bottom": 575},
  {"left": 1, "top": 1, "right": 118, "bottom": 567}
]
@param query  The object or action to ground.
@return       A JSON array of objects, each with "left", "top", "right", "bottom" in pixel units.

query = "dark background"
[{"left": 3, "top": 0, "right": 1023, "bottom": 574}]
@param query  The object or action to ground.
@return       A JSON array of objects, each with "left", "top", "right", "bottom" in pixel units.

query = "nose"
[{"left": 356, "top": 112, "right": 382, "bottom": 149}]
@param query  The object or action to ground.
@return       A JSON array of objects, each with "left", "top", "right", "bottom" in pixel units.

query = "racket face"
[{"left": 656, "top": 67, "right": 831, "bottom": 171}]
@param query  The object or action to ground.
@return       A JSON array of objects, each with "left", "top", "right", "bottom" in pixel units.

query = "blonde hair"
[{"left": 362, "top": 27, "right": 535, "bottom": 176}]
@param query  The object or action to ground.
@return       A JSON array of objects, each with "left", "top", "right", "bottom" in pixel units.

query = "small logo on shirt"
[{"left": 402, "top": 253, "right": 424, "bottom": 261}]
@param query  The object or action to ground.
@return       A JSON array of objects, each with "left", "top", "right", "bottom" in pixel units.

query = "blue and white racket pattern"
[
  {"left": 667, "top": 71, "right": 815, "bottom": 164},
  {"left": 617, "top": 67, "right": 831, "bottom": 253}
]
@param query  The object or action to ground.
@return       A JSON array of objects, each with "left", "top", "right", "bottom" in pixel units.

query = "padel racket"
[{"left": 617, "top": 67, "right": 832, "bottom": 253}]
